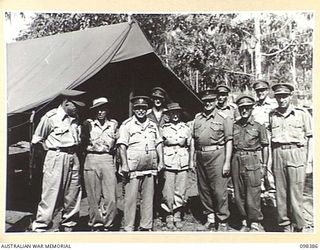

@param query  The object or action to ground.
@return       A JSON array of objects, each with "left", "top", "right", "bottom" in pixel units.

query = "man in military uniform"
[
  {"left": 190, "top": 88, "right": 233, "bottom": 232},
  {"left": 215, "top": 84, "right": 240, "bottom": 121},
  {"left": 270, "top": 83, "right": 312, "bottom": 232},
  {"left": 232, "top": 94, "right": 269, "bottom": 232},
  {"left": 117, "top": 96, "right": 164, "bottom": 231},
  {"left": 147, "top": 87, "right": 169, "bottom": 128},
  {"left": 81, "top": 97, "right": 118, "bottom": 231},
  {"left": 160, "top": 102, "right": 192, "bottom": 230},
  {"left": 251, "top": 80, "right": 278, "bottom": 200},
  {"left": 31, "top": 90, "right": 85, "bottom": 232}
]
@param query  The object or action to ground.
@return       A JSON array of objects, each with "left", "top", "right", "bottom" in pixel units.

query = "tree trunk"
[{"left": 254, "top": 15, "right": 262, "bottom": 79}]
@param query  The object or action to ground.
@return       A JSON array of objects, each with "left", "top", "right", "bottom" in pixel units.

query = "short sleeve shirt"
[
  {"left": 84, "top": 119, "right": 118, "bottom": 153},
  {"left": 32, "top": 105, "right": 81, "bottom": 148},
  {"left": 117, "top": 116, "right": 163, "bottom": 177},
  {"left": 161, "top": 122, "right": 191, "bottom": 170},
  {"left": 270, "top": 105, "right": 312, "bottom": 145},
  {"left": 252, "top": 96, "right": 278, "bottom": 129},
  {"left": 233, "top": 117, "right": 269, "bottom": 151},
  {"left": 117, "top": 116, "right": 162, "bottom": 150},
  {"left": 192, "top": 109, "right": 233, "bottom": 148}
]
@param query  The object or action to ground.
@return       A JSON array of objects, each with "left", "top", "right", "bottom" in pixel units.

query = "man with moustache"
[
  {"left": 190, "top": 88, "right": 233, "bottom": 232},
  {"left": 82, "top": 97, "right": 118, "bottom": 231},
  {"left": 31, "top": 90, "right": 85, "bottom": 232},
  {"left": 232, "top": 94, "right": 269, "bottom": 232},
  {"left": 270, "top": 83, "right": 312, "bottom": 232},
  {"left": 118, "top": 96, "right": 164, "bottom": 231}
]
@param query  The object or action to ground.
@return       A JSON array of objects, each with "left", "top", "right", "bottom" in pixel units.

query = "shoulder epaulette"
[
  {"left": 294, "top": 106, "right": 308, "bottom": 113},
  {"left": 45, "top": 108, "right": 57, "bottom": 118},
  {"left": 194, "top": 113, "right": 202, "bottom": 119},
  {"left": 161, "top": 123, "right": 171, "bottom": 128},
  {"left": 122, "top": 117, "right": 133, "bottom": 126},
  {"left": 217, "top": 111, "right": 229, "bottom": 119},
  {"left": 110, "top": 119, "right": 118, "bottom": 125}
]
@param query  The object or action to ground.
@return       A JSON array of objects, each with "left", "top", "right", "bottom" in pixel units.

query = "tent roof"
[{"left": 7, "top": 21, "right": 156, "bottom": 115}]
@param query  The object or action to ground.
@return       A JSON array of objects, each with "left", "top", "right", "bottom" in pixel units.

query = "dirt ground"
[{"left": 6, "top": 166, "right": 314, "bottom": 233}]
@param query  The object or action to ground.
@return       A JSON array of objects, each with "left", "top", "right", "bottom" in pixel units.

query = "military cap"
[
  {"left": 90, "top": 97, "right": 109, "bottom": 109},
  {"left": 164, "top": 102, "right": 182, "bottom": 112},
  {"left": 200, "top": 88, "right": 216, "bottom": 101},
  {"left": 253, "top": 80, "right": 270, "bottom": 90},
  {"left": 271, "top": 83, "right": 294, "bottom": 95},
  {"left": 215, "top": 84, "right": 231, "bottom": 93},
  {"left": 235, "top": 94, "right": 255, "bottom": 107},
  {"left": 151, "top": 87, "right": 167, "bottom": 99},
  {"left": 131, "top": 96, "right": 150, "bottom": 107},
  {"left": 60, "top": 89, "right": 85, "bottom": 107}
]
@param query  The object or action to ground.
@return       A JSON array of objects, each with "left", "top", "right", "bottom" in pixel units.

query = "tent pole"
[{"left": 28, "top": 110, "right": 36, "bottom": 185}]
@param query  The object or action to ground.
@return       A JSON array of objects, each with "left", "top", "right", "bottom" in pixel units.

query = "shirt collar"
[
  {"left": 133, "top": 115, "right": 151, "bottom": 127},
  {"left": 56, "top": 105, "right": 71, "bottom": 121},
  {"left": 201, "top": 109, "right": 217, "bottom": 119},
  {"left": 93, "top": 119, "right": 110, "bottom": 129},
  {"left": 275, "top": 104, "right": 295, "bottom": 117},
  {"left": 236, "top": 115, "right": 254, "bottom": 126}
]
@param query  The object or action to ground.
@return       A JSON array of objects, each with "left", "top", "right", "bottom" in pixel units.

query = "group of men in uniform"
[{"left": 30, "top": 80, "right": 312, "bottom": 233}]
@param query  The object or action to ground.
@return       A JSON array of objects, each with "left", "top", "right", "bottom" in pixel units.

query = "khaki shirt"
[
  {"left": 161, "top": 122, "right": 191, "bottom": 170},
  {"left": 32, "top": 105, "right": 81, "bottom": 148},
  {"left": 192, "top": 109, "right": 233, "bottom": 148},
  {"left": 82, "top": 118, "right": 118, "bottom": 153},
  {"left": 252, "top": 96, "right": 278, "bottom": 129},
  {"left": 270, "top": 105, "right": 312, "bottom": 145},
  {"left": 233, "top": 116, "right": 269, "bottom": 151},
  {"left": 117, "top": 116, "right": 163, "bottom": 177},
  {"left": 217, "top": 102, "right": 240, "bottom": 121}
]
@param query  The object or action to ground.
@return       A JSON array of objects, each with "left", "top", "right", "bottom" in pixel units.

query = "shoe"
[
  {"left": 282, "top": 225, "right": 292, "bottom": 232},
  {"left": 249, "top": 222, "right": 260, "bottom": 232},
  {"left": 239, "top": 225, "right": 250, "bottom": 232},
  {"left": 59, "top": 226, "right": 73, "bottom": 232},
  {"left": 138, "top": 227, "right": 153, "bottom": 232},
  {"left": 293, "top": 227, "right": 303, "bottom": 232},
  {"left": 217, "top": 223, "right": 228, "bottom": 232},
  {"left": 92, "top": 226, "right": 105, "bottom": 232},
  {"left": 204, "top": 221, "right": 216, "bottom": 231}
]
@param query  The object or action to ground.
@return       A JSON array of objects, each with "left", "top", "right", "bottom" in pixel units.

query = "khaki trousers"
[{"left": 32, "top": 150, "right": 82, "bottom": 231}]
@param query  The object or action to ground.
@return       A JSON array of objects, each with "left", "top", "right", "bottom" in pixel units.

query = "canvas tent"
[{"left": 7, "top": 21, "right": 202, "bottom": 144}]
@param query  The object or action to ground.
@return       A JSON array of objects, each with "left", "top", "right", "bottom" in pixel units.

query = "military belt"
[
  {"left": 196, "top": 145, "right": 224, "bottom": 152},
  {"left": 49, "top": 146, "right": 78, "bottom": 154},
  {"left": 272, "top": 143, "right": 304, "bottom": 150},
  {"left": 234, "top": 150, "right": 258, "bottom": 155},
  {"left": 86, "top": 151, "right": 111, "bottom": 154}
]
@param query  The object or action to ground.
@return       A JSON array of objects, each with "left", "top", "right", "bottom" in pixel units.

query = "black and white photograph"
[{"left": 5, "top": 11, "right": 314, "bottom": 235}]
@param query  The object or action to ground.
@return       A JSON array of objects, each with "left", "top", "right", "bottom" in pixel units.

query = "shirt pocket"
[
  {"left": 287, "top": 148, "right": 306, "bottom": 183},
  {"left": 54, "top": 126, "right": 69, "bottom": 136},
  {"left": 245, "top": 128, "right": 259, "bottom": 146},
  {"left": 288, "top": 122, "right": 303, "bottom": 140},
  {"left": 209, "top": 123, "right": 223, "bottom": 141},
  {"left": 127, "top": 150, "right": 140, "bottom": 171},
  {"left": 244, "top": 154, "right": 261, "bottom": 187}
]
